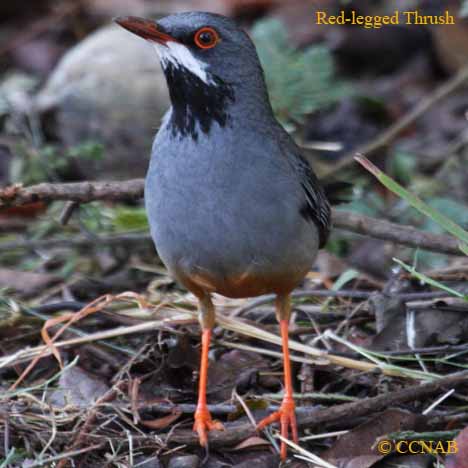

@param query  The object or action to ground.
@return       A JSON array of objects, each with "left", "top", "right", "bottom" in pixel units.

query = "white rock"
[{"left": 35, "top": 24, "right": 170, "bottom": 179}]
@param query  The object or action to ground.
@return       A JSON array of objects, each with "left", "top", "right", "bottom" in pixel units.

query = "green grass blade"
[
  {"left": 355, "top": 154, "right": 468, "bottom": 252},
  {"left": 394, "top": 258, "right": 468, "bottom": 300},
  {"left": 460, "top": 242, "right": 468, "bottom": 256}
]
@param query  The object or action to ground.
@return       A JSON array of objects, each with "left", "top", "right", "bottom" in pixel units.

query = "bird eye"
[{"left": 194, "top": 27, "right": 219, "bottom": 49}]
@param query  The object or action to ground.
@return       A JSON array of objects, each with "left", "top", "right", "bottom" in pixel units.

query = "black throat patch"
[{"left": 163, "top": 63, "right": 235, "bottom": 140}]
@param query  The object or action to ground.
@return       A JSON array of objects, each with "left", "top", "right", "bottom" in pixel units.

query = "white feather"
[
  {"left": 160, "top": 108, "right": 172, "bottom": 129},
  {"left": 406, "top": 309, "right": 416, "bottom": 349},
  {"left": 154, "top": 42, "right": 215, "bottom": 86}
]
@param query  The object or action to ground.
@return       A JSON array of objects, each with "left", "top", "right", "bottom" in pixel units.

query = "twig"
[
  {"left": 333, "top": 209, "right": 461, "bottom": 255},
  {"left": 423, "top": 389, "right": 455, "bottom": 415},
  {"left": 0, "top": 232, "right": 152, "bottom": 252},
  {"left": 232, "top": 289, "right": 452, "bottom": 316},
  {"left": 0, "top": 179, "right": 144, "bottom": 206},
  {"left": 0, "top": 179, "right": 462, "bottom": 255},
  {"left": 20, "top": 444, "right": 104, "bottom": 468},
  {"left": 302, "top": 369, "right": 468, "bottom": 426},
  {"left": 8, "top": 293, "right": 151, "bottom": 390},
  {"left": 129, "top": 400, "right": 336, "bottom": 415},
  {"left": 136, "top": 402, "right": 238, "bottom": 415},
  {"left": 355, "top": 154, "right": 468, "bottom": 247},
  {"left": 322, "top": 62, "right": 468, "bottom": 178},
  {"left": 59, "top": 201, "right": 79, "bottom": 226},
  {"left": 56, "top": 383, "right": 126, "bottom": 468},
  {"left": 168, "top": 370, "right": 468, "bottom": 447},
  {"left": 0, "top": 218, "right": 29, "bottom": 232},
  {"left": 0, "top": 315, "right": 196, "bottom": 369},
  {"left": 380, "top": 344, "right": 468, "bottom": 356},
  {"left": 0, "top": 304, "right": 426, "bottom": 380}
]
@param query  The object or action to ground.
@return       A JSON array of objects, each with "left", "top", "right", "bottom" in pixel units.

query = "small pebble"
[{"left": 168, "top": 455, "right": 200, "bottom": 468}]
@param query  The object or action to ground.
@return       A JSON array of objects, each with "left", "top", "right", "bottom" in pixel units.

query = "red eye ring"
[{"left": 194, "top": 27, "right": 219, "bottom": 49}]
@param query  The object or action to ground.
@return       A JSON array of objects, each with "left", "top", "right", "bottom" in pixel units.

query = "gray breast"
[{"left": 145, "top": 123, "right": 319, "bottom": 295}]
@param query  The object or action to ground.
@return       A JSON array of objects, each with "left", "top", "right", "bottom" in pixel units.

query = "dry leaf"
[
  {"left": 229, "top": 436, "right": 270, "bottom": 451},
  {"left": 140, "top": 409, "right": 182, "bottom": 430}
]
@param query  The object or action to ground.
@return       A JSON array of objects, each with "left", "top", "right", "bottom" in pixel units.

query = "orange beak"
[{"left": 114, "top": 16, "right": 178, "bottom": 44}]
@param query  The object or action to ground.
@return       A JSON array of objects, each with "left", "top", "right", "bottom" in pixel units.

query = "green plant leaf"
[
  {"left": 251, "top": 18, "right": 351, "bottom": 123},
  {"left": 332, "top": 269, "right": 360, "bottom": 291},
  {"left": 421, "top": 198, "right": 468, "bottom": 234},
  {"left": 389, "top": 150, "right": 417, "bottom": 186},
  {"left": 460, "top": 242, "right": 468, "bottom": 256},
  {"left": 394, "top": 258, "right": 468, "bottom": 300},
  {"left": 112, "top": 207, "right": 149, "bottom": 231},
  {"left": 66, "top": 141, "right": 104, "bottom": 161}
]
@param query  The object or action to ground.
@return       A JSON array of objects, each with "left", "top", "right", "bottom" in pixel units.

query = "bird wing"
[
  {"left": 278, "top": 132, "right": 331, "bottom": 248},
  {"left": 295, "top": 152, "right": 331, "bottom": 248}
]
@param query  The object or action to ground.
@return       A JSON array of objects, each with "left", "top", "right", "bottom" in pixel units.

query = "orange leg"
[
  {"left": 257, "top": 296, "right": 298, "bottom": 460},
  {"left": 193, "top": 297, "right": 223, "bottom": 447}
]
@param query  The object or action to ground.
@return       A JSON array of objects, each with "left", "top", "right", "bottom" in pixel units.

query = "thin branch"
[
  {"left": 167, "top": 369, "right": 468, "bottom": 447},
  {"left": 122, "top": 401, "right": 321, "bottom": 415},
  {"left": 24, "top": 444, "right": 104, "bottom": 468},
  {"left": 0, "top": 232, "right": 151, "bottom": 252},
  {"left": 56, "top": 382, "right": 126, "bottom": 468},
  {"left": 0, "top": 179, "right": 144, "bottom": 206},
  {"left": 322, "top": 62, "right": 468, "bottom": 178},
  {"left": 0, "top": 179, "right": 462, "bottom": 255},
  {"left": 333, "top": 209, "right": 461, "bottom": 255},
  {"left": 232, "top": 289, "right": 451, "bottom": 316},
  {"left": 0, "top": 218, "right": 29, "bottom": 232}
]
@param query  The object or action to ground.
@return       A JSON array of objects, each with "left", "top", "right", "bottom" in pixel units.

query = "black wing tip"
[{"left": 299, "top": 201, "right": 331, "bottom": 248}]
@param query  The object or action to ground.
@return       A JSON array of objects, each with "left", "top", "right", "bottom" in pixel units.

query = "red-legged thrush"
[{"left": 116, "top": 12, "right": 331, "bottom": 460}]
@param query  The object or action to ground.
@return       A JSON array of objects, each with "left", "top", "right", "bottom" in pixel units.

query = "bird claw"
[
  {"left": 256, "top": 397, "right": 298, "bottom": 460},
  {"left": 193, "top": 406, "right": 224, "bottom": 447}
]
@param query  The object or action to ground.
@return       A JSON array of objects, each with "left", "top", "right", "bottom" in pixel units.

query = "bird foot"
[
  {"left": 193, "top": 406, "right": 224, "bottom": 447},
  {"left": 256, "top": 396, "right": 298, "bottom": 459}
]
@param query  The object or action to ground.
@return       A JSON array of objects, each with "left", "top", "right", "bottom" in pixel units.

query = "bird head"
[
  {"left": 115, "top": 12, "right": 264, "bottom": 89},
  {"left": 115, "top": 12, "right": 270, "bottom": 139}
]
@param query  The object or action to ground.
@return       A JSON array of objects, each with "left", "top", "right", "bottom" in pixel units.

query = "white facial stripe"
[{"left": 154, "top": 42, "right": 215, "bottom": 86}]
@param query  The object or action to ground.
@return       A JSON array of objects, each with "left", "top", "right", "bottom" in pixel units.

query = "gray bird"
[{"left": 116, "top": 12, "right": 331, "bottom": 459}]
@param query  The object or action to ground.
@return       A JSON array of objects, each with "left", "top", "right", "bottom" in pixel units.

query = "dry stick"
[
  {"left": 8, "top": 292, "right": 151, "bottom": 391},
  {"left": 233, "top": 289, "right": 450, "bottom": 317},
  {"left": 0, "top": 305, "right": 417, "bottom": 378},
  {"left": 0, "top": 215, "right": 459, "bottom": 255},
  {"left": 0, "top": 232, "right": 152, "bottom": 252},
  {"left": 168, "top": 369, "right": 468, "bottom": 447},
  {"left": 322, "top": 62, "right": 468, "bottom": 178},
  {"left": 115, "top": 400, "right": 313, "bottom": 419},
  {"left": 0, "top": 309, "right": 379, "bottom": 375},
  {"left": 56, "top": 382, "right": 126, "bottom": 468},
  {"left": 333, "top": 209, "right": 461, "bottom": 256},
  {"left": 25, "top": 445, "right": 104, "bottom": 468},
  {"left": 59, "top": 201, "right": 79, "bottom": 226},
  {"left": 0, "top": 316, "right": 196, "bottom": 369},
  {"left": 0, "top": 179, "right": 144, "bottom": 206},
  {"left": 0, "top": 218, "right": 29, "bottom": 232},
  {"left": 0, "top": 180, "right": 462, "bottom": 255}
]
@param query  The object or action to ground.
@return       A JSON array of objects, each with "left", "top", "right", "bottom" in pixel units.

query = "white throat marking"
[{"left": 154, "top": 42, "right": 215, "bottom": 86}]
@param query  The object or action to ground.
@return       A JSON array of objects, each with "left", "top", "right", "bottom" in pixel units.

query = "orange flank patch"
[{"left": 178, "top": 268, "right": 307, "bottom": 299}]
